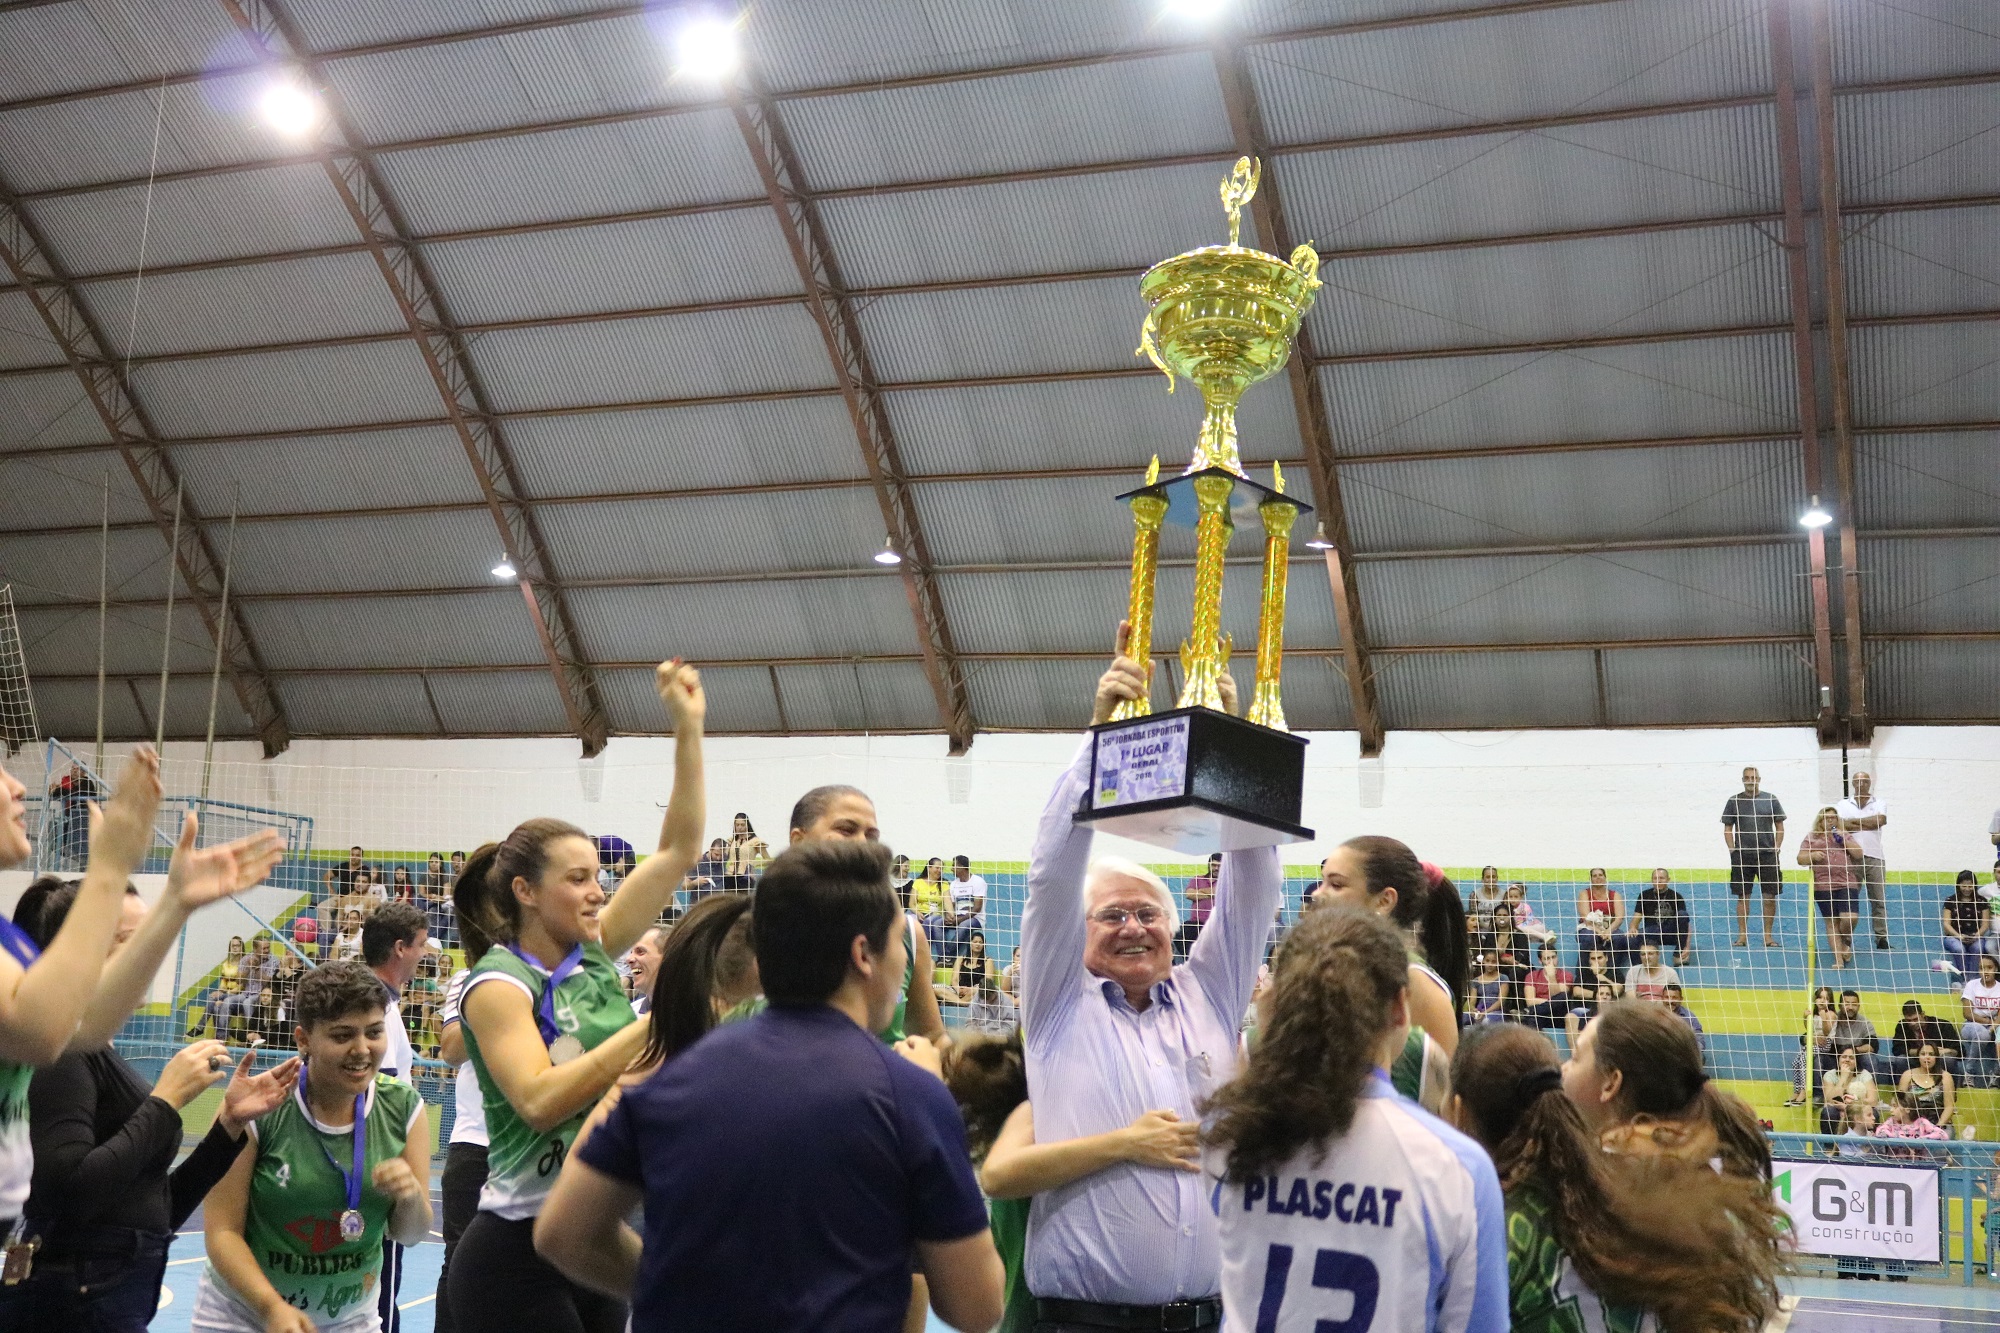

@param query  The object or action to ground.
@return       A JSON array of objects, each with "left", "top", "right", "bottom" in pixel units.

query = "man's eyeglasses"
[{"left": 1089, "top": 906, "right": 1165, "bottom": 928}]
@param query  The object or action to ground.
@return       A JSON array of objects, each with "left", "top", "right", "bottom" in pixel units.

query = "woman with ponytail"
[
  {"left": 1207, "top": 906, "right": 1507, "bottom": 1333},
  {"left": 1310, "top": 836, "right": 1468, "bottom": 1108},
  {"left": 447, "top": 661, "right": 706, "bottom": 1333},
  {"left": 1565, "top": 997, "right": 1773, "bottom": 1182},
  {"left": 1450, "top": 1022, "right": 1783, "bottom": 1332}
]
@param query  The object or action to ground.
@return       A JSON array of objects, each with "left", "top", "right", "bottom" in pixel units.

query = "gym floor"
[{"left": 147, "top": 1192, "right": 2000, "bottom": 1333}]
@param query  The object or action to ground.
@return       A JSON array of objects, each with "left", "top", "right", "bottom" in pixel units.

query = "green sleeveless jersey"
[
  {"left": 462, "top": 941, "right": 635, "bottom": 1219},
  {"left": 1506, "top": 1187, "right": 1657, "bottom": 1333},
  {"left": 877, "top": 915, "right": 919, "bottom": 1044},
  {"left": 211, "top": 1075, "right": 423, "bottom": 1328},
  {"left": 0, "top": 1060, "right": 29, "bottom": 1220}
]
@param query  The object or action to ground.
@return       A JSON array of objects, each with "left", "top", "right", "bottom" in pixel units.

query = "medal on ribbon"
[
  {"left": 504, "top": 943, "right": 588, "bottom": 1065},
  {"left": 313, "top": 1090, "right": 369, "bottom": 1248}
]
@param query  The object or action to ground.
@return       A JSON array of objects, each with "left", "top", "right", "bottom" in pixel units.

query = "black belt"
[{"left": 1032, "top": 1296, "right": 1222, "bottom": 1330}]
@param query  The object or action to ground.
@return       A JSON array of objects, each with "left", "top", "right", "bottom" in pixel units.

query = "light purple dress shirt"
[{"left": 1021, "top": 740, "right": 1282, "bottom": 1305}]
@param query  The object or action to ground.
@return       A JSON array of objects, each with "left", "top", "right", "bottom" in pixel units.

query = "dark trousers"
[
  {"left": 448, "top": 1210, "right": 626, "bottom": 1333},
  {"left": 378, "top": 1235, "right": 404, "bottom": 1333},
  {"left": 0, "top": 1226, "right": 167, "bottom": 1333},
  {"left": 435, "top": 1140, "right": 489, "bottom": 1333}
]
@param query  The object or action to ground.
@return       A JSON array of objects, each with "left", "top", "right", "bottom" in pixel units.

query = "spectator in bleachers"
[
  {"left": 1177, "top": 852, "right": 1220, "bottom": 961},
  {"left": 1895, "top": 1044, "right": 1955, "bottom": 1130},
  {"left": 1469, "top": 864, "right": 1504, "bottom": 914},
  {"left": 722, "top": 812, "right": 767, "bottom": 889},
  {"left": 938, "top": 855, "right": 985, "bottom": 959},
  {"left": 390, "top": 864, "right": 417, "bottom": 902},
  {"left": 331, "top": 845, "right": 366, "bottom": 896},
  {"left": 331, "top": 903, "right": 366, "bottom": 962},
  {"left": 1962, "top": 951, "right": 2000, "bottom": 1088},
  {"left": 256, "top": 948, "right": 306, "bottom": 1043},
  {"left": 1835, "top": 1101, "right": 1876, "bottom": 1159},
  {"left": 1943, "top": 870, "right": 1992, "bottom": 970},
  {"left": 1831, "top": 988, "right": 1880, "bottom": 1073},
  {"left": 1799, "top": 806, "right": 1864, "bottom": 968},
  {"left": 910, "top": 856, "right": 949, "bottom": 929},
  {"left": 449, "top": 849, "right": 467, "bottom": 881},
  {"left": 1787, "top": 985, "right": 1838, "bottom": 1107},
  {"left": 1580, "top": 946, "right": 1622, "bottom": 1000},
  {"left": 424, "top": 850, "right": 451, "bottom": 898},
  {"left": 1722, "top": 766, "right": 1786, "bottom": 949},
  {"left": 1574, "top": 867, "right": 1634, "bottom": 974},
  {"left": 1623, "top": 942, "right": 1679, "bottom": 1002},
  {"left": 692, "top": 838, "right": 729, "bottom": 899},
  {"left": 1566, "top": 982, "right": 1616, "bottom": 1046},
  {"left": 187, "top": 936, "right": 253, "bottom": 1039},
  {"left": 1836, "top": 770, "right": 1891, "bottom": 952},
  {"left": 1821, "top": 1047, "right": 1878, "bottom": 1135},
  {"left": 999, "top": 946, "right": 1020, "bottom": 998},
  {"left": 965, "top": 976, "right": 1017, "bottom": 1037},
  {"left": 1887, "top": 998, "right": 1961, "bottom": 1079},
  {"left": 239, "top": 935, "right": 275, "bottom": 1027},
  {"left": 1630, "top": 867, "right": 1692, "bottom": 966},
  {"left": 1501, "top": 881, "right": 1551, "bottom": 944},
  {"left": 1487, "top": 903, "right": 1531, "bottom": 985},
  {"left": 1468, "top": 951, "right": 1509, "bottom": 1024},
  {"left": 889, "top": 853, "right": 914, "bottom": 911},
  {"left": 1519, "top": 942, "right": 1574, "bottom": 1030},
  {"left": 949, "top": 931, "right": 992, "bottom": 1006},
  {"left": 1659, "top": 983, "right": 1702, "bottom": 1048}
]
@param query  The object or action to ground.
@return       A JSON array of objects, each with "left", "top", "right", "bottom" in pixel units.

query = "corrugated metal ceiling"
[{"left": 0, "top": 0, "right": 1992, "bottom": 743}]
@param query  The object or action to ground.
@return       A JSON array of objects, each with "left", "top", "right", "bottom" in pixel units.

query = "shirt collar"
[{"left": 1094, "top": 970, "right": 1178, "bottom": 1012}]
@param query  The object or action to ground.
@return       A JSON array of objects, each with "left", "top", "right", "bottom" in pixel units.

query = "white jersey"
[
  {"left": 379, "top": 988, "right": 414, "bottom": 1086},
  {"left": 440, "top": 969, "right": 488, "bottom": 1147},
  {"left": 1212, "top": 1073, "right": 1508, "bottom": 1333}
]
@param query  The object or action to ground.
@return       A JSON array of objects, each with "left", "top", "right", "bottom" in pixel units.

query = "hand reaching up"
[
  {"left": 167, "top": 812, "right": 286, "bottom": 911},
  {"left": 87, "top": 746, "right": 163, "bottom": 877},
  {"left": 656, "top": 659, "right": 706, "bottom": 731},
  {"left": 1091, "top": 621, "right": 1151, "bottom": 726}
]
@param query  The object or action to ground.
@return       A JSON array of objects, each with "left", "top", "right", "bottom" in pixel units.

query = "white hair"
[{"left": 1085, "top": 856, "right": 1180, "bottom": 931}]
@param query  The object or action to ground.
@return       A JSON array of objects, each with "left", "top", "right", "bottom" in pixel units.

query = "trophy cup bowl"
[{"left": 1137, "top": 244, "right": 1321, "bottom": 407}]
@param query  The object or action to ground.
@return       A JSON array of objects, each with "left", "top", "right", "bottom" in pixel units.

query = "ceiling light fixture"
[
  {"left": 872, "top": 538, "right": 902, "bottom": 566},
  {"left": 1163, "top": 0, "right": 1229, "bottom": 21},
  {"left": 1798, "top": 496, "right": 1833, "bottom": 529},
  {"left": 257, "top": 78, "right": 322, "bottom": 139},
  {"left": 492, "top": 559, "right": 518, "bottom": 580},
  {"left": 1304, "top": 523, "right": 1334, "bottom": 551},
  {"left": 675, "top": 14, "right": 742, "bottom": 81}
]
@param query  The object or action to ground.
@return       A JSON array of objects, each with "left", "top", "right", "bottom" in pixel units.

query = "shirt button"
[{"left": 1183, "top": 1227, "right": 1193, "bottom": 1236}]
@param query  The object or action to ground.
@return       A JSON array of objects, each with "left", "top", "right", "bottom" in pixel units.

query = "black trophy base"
[{"left": 1073, "top": 705, "right": 1311, "bottom": 855}]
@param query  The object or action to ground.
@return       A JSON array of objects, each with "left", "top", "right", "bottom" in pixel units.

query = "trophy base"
[{"left": 1074, "top": 706, "right": 1312, "bottom": 854}]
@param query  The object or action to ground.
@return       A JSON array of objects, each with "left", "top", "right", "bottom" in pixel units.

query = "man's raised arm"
[{"left": 1020, "top": 633, "right": 1150, "bottom": 1044}]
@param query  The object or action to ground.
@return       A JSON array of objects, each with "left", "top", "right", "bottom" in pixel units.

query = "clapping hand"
[
  {"left": 86, "top": 746, "right": 163, "bottom": 876},
  {"left": 1092, "top": 622, "right": 1152, "bottom": 725},
  {"left": 219, "top": 1052, "right": 300, "bottom": 1137},
  {"left": 167, "top": 813, "right": 286, "bottom": 911}
]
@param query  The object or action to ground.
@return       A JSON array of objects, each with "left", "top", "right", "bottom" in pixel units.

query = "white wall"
[{"left": 13, "top": 724, "right": 1991, "bottom": 876}]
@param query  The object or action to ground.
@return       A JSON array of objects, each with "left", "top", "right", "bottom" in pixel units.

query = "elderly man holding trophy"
[{"left": 1017, "top": 158, "right": 1320, "bottom": 1332}]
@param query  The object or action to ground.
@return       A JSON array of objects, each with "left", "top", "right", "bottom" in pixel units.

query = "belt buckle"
[{"left": 1159, "top": 1303, "right": 1199, "bottom": 1332}]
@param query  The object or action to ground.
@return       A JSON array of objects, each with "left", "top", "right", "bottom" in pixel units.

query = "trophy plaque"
[{"left": 1075, "top": 157, "right": 1319, "bottom": 854}]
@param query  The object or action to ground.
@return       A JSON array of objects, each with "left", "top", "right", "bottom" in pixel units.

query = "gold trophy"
[{"left": 1077, "top": 157, "right": 1320, "bottom": 854}]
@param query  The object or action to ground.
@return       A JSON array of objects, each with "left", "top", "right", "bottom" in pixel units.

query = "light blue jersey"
[{"left": 1211, "top": 1071, "right": 1508, "bottom": 1333}]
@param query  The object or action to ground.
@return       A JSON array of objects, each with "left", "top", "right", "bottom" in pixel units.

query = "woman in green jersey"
[
  {"left": 1447, "top": 1022, "right": 1782, "bottom": 1333},
  {"left": 786, "top": 784, "right": 946, "bottom": 1044},
  {"left": 195, "top": 962, "right": 432, "bottom": 1333},
  {"left": 447, "top": 661, "right": 707, "bottom": 1333}
]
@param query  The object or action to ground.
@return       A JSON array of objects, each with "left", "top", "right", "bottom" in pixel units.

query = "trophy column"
[
  {"left": 1111, "top": 487, "right": 1169, "bottom": 722},
  {"left": 1176, "top": 472, "right": 1235, "bottom": 711},
  {"left": 1247, "top": 492, "right": 1300, "bottom": 731}
]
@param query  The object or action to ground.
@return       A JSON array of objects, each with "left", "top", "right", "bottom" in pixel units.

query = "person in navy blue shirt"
[{"left": 535, "top": 837, "right": 1003, "bottom": 1333}]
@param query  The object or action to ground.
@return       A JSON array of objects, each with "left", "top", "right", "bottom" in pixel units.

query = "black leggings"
[
  {"left": 447, "top": 1210, "right": 626, "bottom": 1333},
  {"left": 435, "top": 1141, "right": 489, "bottom": 1333}
]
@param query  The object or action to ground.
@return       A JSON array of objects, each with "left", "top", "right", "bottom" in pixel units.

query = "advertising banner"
[{"left": 1773, "top": 1159, "right": 1940, "bottom": 1263}]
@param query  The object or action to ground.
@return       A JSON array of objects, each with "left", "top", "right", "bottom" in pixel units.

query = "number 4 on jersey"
[{"left": 1255, "top": 1242, "right": 1380, "bottom": 1333}]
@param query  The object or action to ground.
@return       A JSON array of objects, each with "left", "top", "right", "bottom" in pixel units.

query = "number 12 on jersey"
[{"left": 1255, "top": 1242, "right": 1380, "bottom": 1333}]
